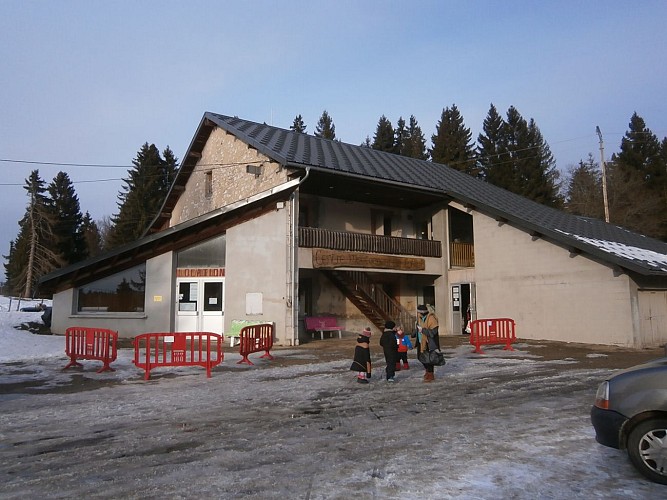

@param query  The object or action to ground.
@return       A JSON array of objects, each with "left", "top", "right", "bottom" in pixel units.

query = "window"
[
  {"left": 205, "top": 170, "right": 213, "bottom": 198},
  {"left": 77, "top": 264, "right": 146, "bottom": 313}
]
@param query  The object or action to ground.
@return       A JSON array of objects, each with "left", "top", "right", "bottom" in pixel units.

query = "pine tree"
[
  {"left": 107, "top": 143, "right": 179, "bottom": 248},
  {"left": 403, "top": 115, "right": 429, "bottom": 160},
  {"left": 290, "top": 114, "right": 307, "bottom": 133},
  {"left": 564, "top": 154, "right": 604, "bottom": 218},
  {"left": 4, "top": 170, "right": 63, "bottom": 297},
  {"left": 429, "top": 105, "right": 476, "bottom": 175},
  {"left": 46, "top": 171, "right": 87, "bottom": 264},
  {"left": 314, "top": 110, "right": 336, "bottom": 140},
  {"left": 372, "top": 115, "right": 395, "bottom": 153}
]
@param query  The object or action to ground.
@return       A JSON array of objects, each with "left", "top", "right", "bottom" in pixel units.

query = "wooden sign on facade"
[{"left": 312, "top": 249, "right": 425, "bottom": 271}]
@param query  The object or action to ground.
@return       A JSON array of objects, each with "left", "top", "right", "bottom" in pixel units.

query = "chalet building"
[{"left": 39, "top": 112, "right": 667, "bottom": 347}]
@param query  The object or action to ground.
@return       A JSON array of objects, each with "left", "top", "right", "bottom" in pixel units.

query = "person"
[
  {"left": 414, "top": 304, "right": 440, "bottom": 382},
  {"left": 350, "top": 327, "right": 372, "bottom": 384},
  {"left": 394, "top": 326, "right": 412, "bottom": 371},
  {"left": 380, "top": 320, "right": 399, "bottom": 382}
]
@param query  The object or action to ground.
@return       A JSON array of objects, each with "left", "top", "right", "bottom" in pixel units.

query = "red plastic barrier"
[
  {"left": 133, "top": 332, "right": 223, "bottom": 380},
  {"left": 469, "top": 318, "right": 516, "bottom": 354},
  {"left": 237, "top": 323, "right": 274, "bottom": 365},
  {"left": 64, "top": 326, "right": 118, "bottom": 373}
]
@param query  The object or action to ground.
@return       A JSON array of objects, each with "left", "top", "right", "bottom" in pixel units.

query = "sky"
[
  {"left": 1, "top": 1, "right": 666, "bottom": 274},
  {"left": 2, "top": 294, "right": 666, "bottom": 497}
]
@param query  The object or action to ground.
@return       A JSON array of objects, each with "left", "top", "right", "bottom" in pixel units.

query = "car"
[{"left": 591, "top": 357, "right": 667, "bottom": 484}]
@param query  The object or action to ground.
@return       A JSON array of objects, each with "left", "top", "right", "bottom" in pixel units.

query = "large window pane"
[{"left": 77, "top": 264, "right": 146, "bottom": 313}]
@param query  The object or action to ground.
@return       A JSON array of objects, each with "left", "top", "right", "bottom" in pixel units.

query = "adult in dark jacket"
[{"left": 379, "top": 320, "right": 399, "bottom": 382}]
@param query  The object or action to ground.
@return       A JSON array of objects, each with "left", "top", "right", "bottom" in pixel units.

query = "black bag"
[{"left": 418, "top": 349, "right": 446, "bottom": 366}]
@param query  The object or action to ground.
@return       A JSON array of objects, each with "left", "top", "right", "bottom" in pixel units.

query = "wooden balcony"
[
  {"left": 450, "top": 241, "right": 475, "bottom": 268},
  {"left": 299, "top": 227, "right": 442, "bottom": 258}
]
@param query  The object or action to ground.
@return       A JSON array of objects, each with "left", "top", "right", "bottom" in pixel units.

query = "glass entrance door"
[{"left": 176, "top": 278, "right": 224, "bottom": 333}]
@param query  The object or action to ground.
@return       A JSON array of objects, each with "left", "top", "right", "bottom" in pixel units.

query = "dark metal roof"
[{"left": 198, "top": 112, "right": 667, "bottom": 277}]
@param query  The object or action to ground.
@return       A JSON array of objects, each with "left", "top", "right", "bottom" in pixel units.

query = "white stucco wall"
[
  {"left": 225, "top": 207, "right": 293, "bottom": 345},
  {"left": 473, "top": 213, "right": 636, "bottom": 346}
]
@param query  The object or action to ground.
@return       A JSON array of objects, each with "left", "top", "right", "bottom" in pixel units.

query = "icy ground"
[{"left": 0, "top": 296, "right": 665, "bottom": 499}]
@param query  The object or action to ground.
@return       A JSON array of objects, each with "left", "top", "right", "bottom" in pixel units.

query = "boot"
[
  {"left": 403, "top": 361, "right": 410, "bottom": 370},
  {"left": 423, "top": 371, "right": 435, "bottom": 382},
  {"left": 395, "top": 362, "right": 402, "bottom": 371}
]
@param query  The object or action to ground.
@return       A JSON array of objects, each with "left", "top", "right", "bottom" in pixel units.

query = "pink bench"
[{"left": 304, "top": 316, "right": 343, "bottom": 340}]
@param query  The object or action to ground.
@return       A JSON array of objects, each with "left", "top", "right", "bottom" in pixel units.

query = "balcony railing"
[
  {"left": 450, "top": 241, "right": 475, "bottom": 268},
  {"left": 299, "top": 227, "right": 442, "bottom": 258}
]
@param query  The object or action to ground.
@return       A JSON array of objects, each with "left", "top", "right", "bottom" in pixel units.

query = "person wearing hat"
[
  {"left": 379, "top": 320, "right": 399, "bottom": 382},
  {"left": 414, "top": 304, "right": 440, "bottom": 382},
  {"left": 350, "top": 327, "right": 373, "bottom": 384}
]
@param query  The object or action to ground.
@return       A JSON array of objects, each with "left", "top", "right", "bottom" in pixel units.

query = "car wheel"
[{"left": 627, "top": 418, "right": 667, "bottom": 485}]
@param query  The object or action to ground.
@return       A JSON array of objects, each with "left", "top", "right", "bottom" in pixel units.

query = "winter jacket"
[
  {"left": 396, "top": 332, "right": 413, "bottom": 352},
  {"left": 350, "top": 335, "right": 372, "bottom": 374}
]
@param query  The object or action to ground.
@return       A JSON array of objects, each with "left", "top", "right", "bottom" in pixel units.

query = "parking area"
[{"left": 1, "top": 335, "right": 665, "bottom": 499}]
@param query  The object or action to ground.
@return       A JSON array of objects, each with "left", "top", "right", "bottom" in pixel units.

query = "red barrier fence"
[
  {"left": 469, "top": 318, "right": 516, "bottom": 354},
  {"left": 238, "top": 323, "right": 274, "bottom": 365},
  {"left": 64, "top": 326, "right": 118, "bottom": 373},
  {"left": 133, "top": 332, "right": 223, "bottom": 380}
]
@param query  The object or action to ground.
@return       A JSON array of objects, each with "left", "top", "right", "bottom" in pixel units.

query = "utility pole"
[{"left": 596, "top": 126, "right": 610, "bottom": 223}]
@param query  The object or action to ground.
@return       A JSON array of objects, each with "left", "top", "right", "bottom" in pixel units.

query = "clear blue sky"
[{"left": 1, "top": 1, "right": 666, "bottom": 275}]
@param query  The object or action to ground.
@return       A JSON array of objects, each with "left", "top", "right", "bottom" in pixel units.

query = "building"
[{"left": 39, "top": 112, "right": 667, "bottom": 347}]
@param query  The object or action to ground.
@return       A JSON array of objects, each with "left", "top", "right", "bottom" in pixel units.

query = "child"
[
  {"left": 379, "top": 321, "right": 399, "bottom": 382},
  {"left": 395, "top": 326, "right": 413, "bottom": 371},
  {"left": 350, "top": 327, "right": 372, "bottom": 384}
]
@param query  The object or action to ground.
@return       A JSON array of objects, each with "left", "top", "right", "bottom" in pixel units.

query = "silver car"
[{"left": 591, "top": 357, "right": 667, "bottom": 484}]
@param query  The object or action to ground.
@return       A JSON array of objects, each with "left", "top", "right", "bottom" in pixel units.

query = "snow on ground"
[{"left": 0, "top": 295, "right": 664, "bottom": 499}]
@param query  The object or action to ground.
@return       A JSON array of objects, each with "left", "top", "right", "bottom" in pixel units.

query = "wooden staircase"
[{"left": 322, "top": 270, "right": 416, "bottom": 331}]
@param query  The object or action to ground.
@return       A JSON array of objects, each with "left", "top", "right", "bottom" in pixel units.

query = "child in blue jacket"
[{"left": 395, "top": 325, "right": 413, "bottom": 371}]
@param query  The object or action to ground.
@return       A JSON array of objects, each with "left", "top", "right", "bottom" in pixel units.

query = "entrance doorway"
[
  {"left": 452, "top": 283, "right": 475, "bottom": 335},
  {"left": 176, "top": 278, "right": 225, "bottom": 333}
]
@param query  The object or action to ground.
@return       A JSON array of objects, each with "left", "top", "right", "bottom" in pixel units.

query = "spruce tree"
[
  {"left": 394, "top": 117, "right": 407, "bottom": 156},
  {"left": 404, "top": 115, "right": 429, "bottom": 160},
  {"left": 107, "top": 143, "right": 178, "bottom": 248},
  {"left": 81, "top": 211, "right": 103, "bottom": 257},
  {"left": 483, "top": 106, "right": 562, "bottom": 207},
  {"left": 314, "top": 110, "right": 336, "bottom": 140},
  {"left": 46, "top": 171, "right": 87, "bottom": 265},
  {"left": 372, "top": 115, "right": 395, "bottom": 153},
  {"left": 611, "top": 113, "right": 667, "bottom": 239},
  {"left": 4, "top": 170, "right": 63, "bottom": 297},
  {"left": 429, "top": 105, "right": 476, "bottom": 175},
  {"left": 478, "top": 104, "right": 510, "bottom": 184},
  {"left": 290, "top": 114, "right": 307, "bottom": 133}
]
